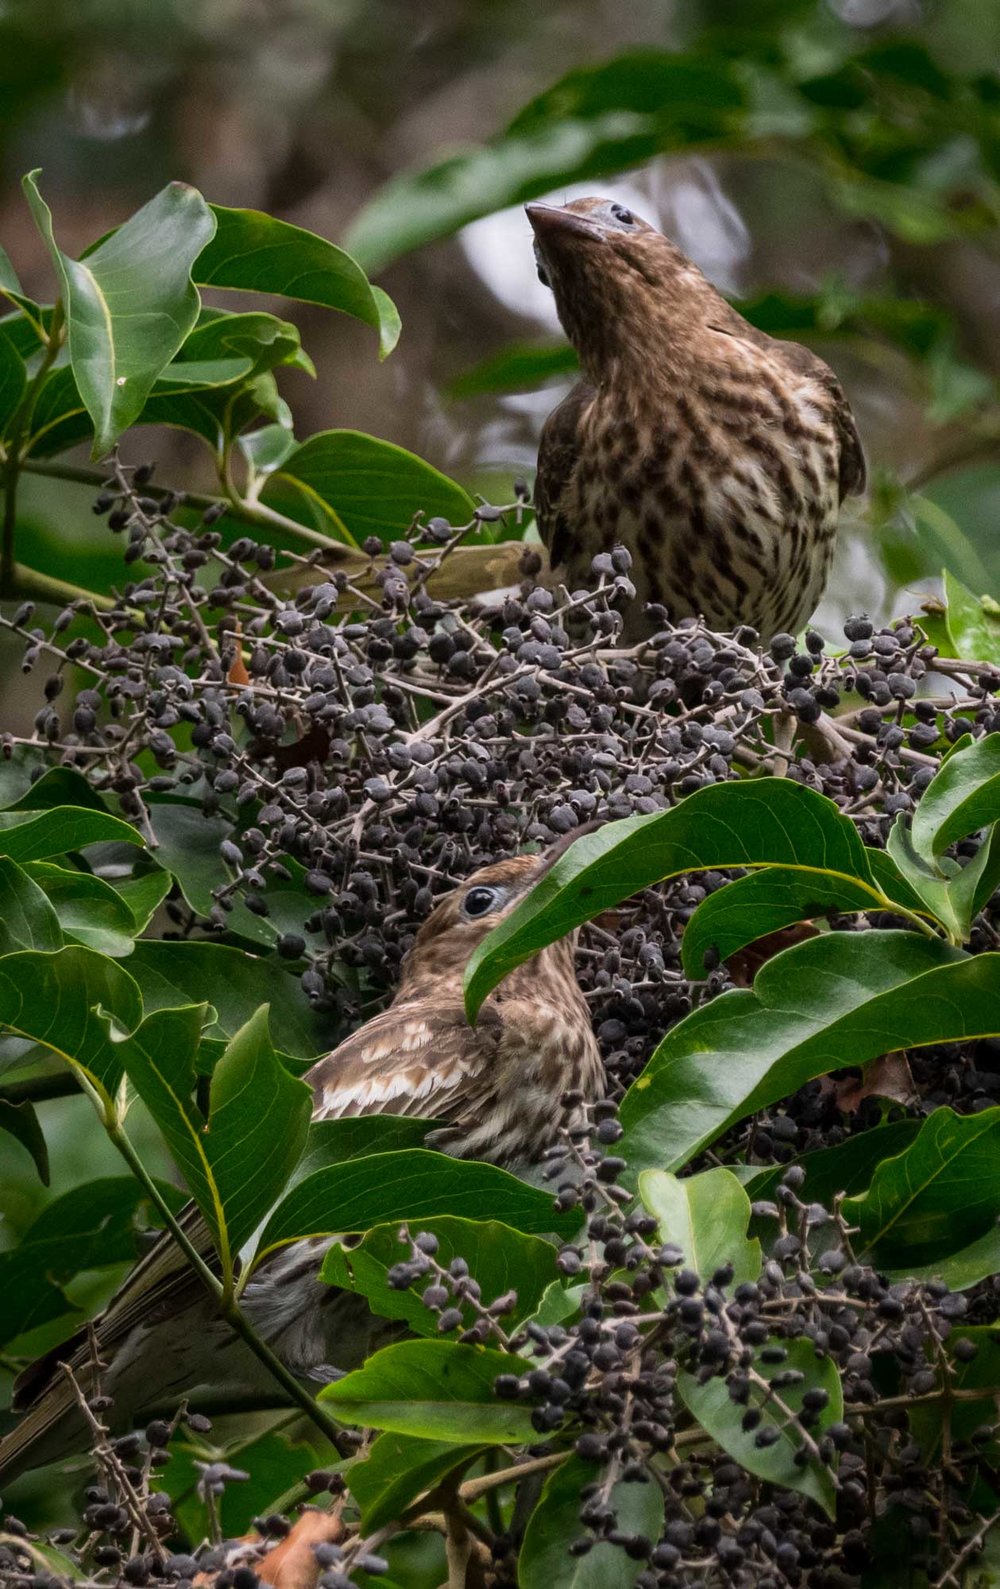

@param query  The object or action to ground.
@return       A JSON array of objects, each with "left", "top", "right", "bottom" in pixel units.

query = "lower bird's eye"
[
  {"left": 463, "top": 885, "right": 501, "bottom": 918},
  {"left": 610, "top": 203, "right": 635, "bottom": 226}
]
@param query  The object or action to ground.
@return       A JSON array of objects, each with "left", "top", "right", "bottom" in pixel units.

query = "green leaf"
[
  {"left": 111, "top": 867, "right": 172, "bottom": 934},
  {"left": 519, "top": 1454, "right": 664, "bottom": 1589},
  {"left": 153, "top": 355, "right": 254, "bottom": 390},
  {"left": 942, "top": 568, "right": 1000, "bottom": 667},
  {"left": 119, "top": 1004, "right": 311, "bottom": 1276},
  {"left": 0, "top": 855, "right": 62, "bottom": 953},
  {"left": 0, "top": 322, "right": 27, "bottom": 434},
  {"left": 0, "top": 804, "right": 143, "bottom": 862},
  {"left": 26, "top": 861, "right": 141, "bottom": 956},
  {"left": 0, "top": 945, "right": 142, "bottom": 1110},
  {"left": 295, "top": 1116, "right": 442, "bottom": 1180},
  {"left": 257, "top": 1149, "right": 574, "bottom": 1261},
  {"left": 320, "top": 1340, "right": 538, "bottom": 1442},
  {"left": 680, "top": 867, "right": 883, "bottom": 978},
  {"left": 348, "top": 1432, "right": 479, "bottom": 1531},
  {"left": 125, "top": 939, "right": 328, "bottom": 1058},
  {"left": 23, "top": 172, "right": 216, "bottom": 455},
  {"left": 262, "top": 429, "right": 475, "bottom": 548},
  {"left": 677, "top": 1338, "right": 842, "bottom": 1516},
  {"left": 0, "top": 1096, "right": 49, "bottom": 1183},
  {"left": 909, "top": 1327, "right": 1000, "bottom": 1461},
  {"left": 744, "top": 1119, "right": 922, "bottom": 1207},
  {"left": 910, "top": 732, "right": 1000, "bottom": 858},
  {"left": 639, "top": 1167, "right": 761, "bottom": 1286},
  {"left": 0, "top": 1176, "right": 184, "bottom": 1348},
  {"left": 843, "top": 1106, "right": 1000, "bottom": 1275},
  {"left": 885, "top": 814, "right": 961, "bottom": 938},
  {"left": 618, "top": 931, "right": 973, "bottom": 1177},
  {"left": 345, "top": 52, "right": 745, "bottom": 271},
  {"left": 322, "top": 1216, "right": 558, "bottom": 1334},
  {"left": 0, "top": 763, "right": 111, "bottom": 814},
  {"left": 465, "top": 779, "right": 881, "bottom": 1020},
  {"left": 195, "top": 206, "right": 400, "bottom": 358}
]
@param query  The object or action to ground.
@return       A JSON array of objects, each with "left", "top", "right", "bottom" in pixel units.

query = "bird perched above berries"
[
  {"left": 527, "top": 196, "right": 866, "bottom": 640},
  {"left": 0, "top": 841, "right": 603, "bottom": 1482}
]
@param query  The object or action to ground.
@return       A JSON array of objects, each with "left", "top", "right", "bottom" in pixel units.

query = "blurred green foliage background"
[{"left": 0, "top": 0, "right": 997, "bottom": 627}]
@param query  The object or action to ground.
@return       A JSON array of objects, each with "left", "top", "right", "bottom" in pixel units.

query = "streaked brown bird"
[
  {"left": 528, "top": 196, "right": 866, "bottom": 640},
  {"left": 0, "top": 845, "right": 603, "bottom": 1482}
]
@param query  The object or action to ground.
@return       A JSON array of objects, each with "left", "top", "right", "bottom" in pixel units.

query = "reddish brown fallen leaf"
[{"left": 824, "top": 1051, "right": 916, "bottom": 1114}]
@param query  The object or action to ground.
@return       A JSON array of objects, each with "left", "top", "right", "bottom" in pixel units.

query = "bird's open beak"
[{"left": 525, "top": 202, "right": 606, "bottom": 244}]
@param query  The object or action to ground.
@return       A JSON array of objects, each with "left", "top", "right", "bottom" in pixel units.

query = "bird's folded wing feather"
[{"left": 534, "top": 380, "right": 595, "bottom": 569}]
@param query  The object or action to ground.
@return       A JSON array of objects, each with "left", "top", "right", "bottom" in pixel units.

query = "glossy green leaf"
[
  {"left": 680, "top": 867, "right": 884, "bottom": 978},
  {"left": 1, "top": 764, "right": 110, "bottom": 814},
  {"left": 119, "top": 1004, "right": 311, "bottom": 1276},
  {"left": 639, "top": 1167, "right": 760, "bottom": 1286},
  {"left": 0, "top": 855, "right": 62, "bottom": 953},
  {"left": 257, "top": 1149, "right": 573, "bottom": 1261},
  {"left": 0, "top": 945, "right": 142, "bottom": 1109},
  {"left": 295, "top": 1116, "right": 441, "bottom": 1181},
  {"left": 910, "top": 732, "right": 1000, "bottom": 858},
  {"left": 262, "top": 429, "right": 476, "bottom": 548},
  {"left": 348, "top": 1432, "right": 479, "bottom": 1531},
  {"left": 320, "top": 1340, "right": 537, "bottom": 1442},
  {"left": 520, "top": 1454, "right": 665, "bottom": 1589},
  {"left": 678, "top": 1338, "right": 842, "bottom": 1515},
  {"left": 465, "top": 779, "right": 881, "bottom": 1019},
  {"left": 0, "top": 804, "right": 143, "bottom": 862},
  {"left": 0, "top": 1096, "right": 49, "bottom": 1183},
  {"left": 0, "top": 1176, "right": 183, "bottom": 1348},
  {"left": 322, "top": 1216, "right": 558, "bottom": 1334},
  {"left": 24, "top": 172, "right": 216, "bottom": 455},
  {"left": 195, "top": 206, "right": 400, "bottom": 358},
  {"left": 153, "top": 355, "right": 254, "bottom": 390},
  {"left": 111, "top": 867, "right": 172, "bottom": 934},
  {"left": 125, "top": 939, "right": 328, "bottom": 1058},
  {"left": 909, "top": 1328, "right": 1000, "bottom": 1461},
  {"left": 26, "top": 861, "right": 141, "bottom": 956},
  {"left": 744, "top": 1120, "right": 922, "bottom": 1207},
  {"left": 0, "top": 322, "right": 27, "bottom": 434},
  {"left": 844, "top": 1105, "right": 1000, "bottom": 1274},
  {"left": 885, "top": 814, "right": 961, "bottom": 937},
  {"left": 618, "top": 931, "right": 975, "bottom": 1177},
  {"left": 345, "top": 52, "right": 745, "bottom": 271}
]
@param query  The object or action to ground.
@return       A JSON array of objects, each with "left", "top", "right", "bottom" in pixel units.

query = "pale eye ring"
[
  {"left": 463, "top": 885, "right": 501, "bottom": 918},
  {"left": 610, "top": 203, "right": 635, "bottom": 226}
]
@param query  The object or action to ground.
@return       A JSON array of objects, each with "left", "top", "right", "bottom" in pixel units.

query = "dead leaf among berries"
[{"left": 823, "top": 1051, "right": 916, "bottom": 1114}]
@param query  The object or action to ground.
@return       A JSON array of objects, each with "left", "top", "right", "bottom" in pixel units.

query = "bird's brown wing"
[
  {"left": 306, "top": 998, "right": 498, "bottom": 1124},
  {"left": 534, "top": 379, "right": 595, "bottom": 569},
  {"left": 777, "top": 341, "right": 867, "bottom": 502}
]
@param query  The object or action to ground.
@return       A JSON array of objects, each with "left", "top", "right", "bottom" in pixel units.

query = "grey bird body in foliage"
[
  {"left": 528, "top": 196, "right": 866, "bottom": 639},
  {"left": 0, "top": 844, "right": 602, "bottom": 1483}
]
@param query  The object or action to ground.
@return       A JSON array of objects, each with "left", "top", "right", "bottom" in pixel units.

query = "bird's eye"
[
  {"left": 610, "top": 203, "right": 635, "bottom": 226},
  {"left": 463, "top": 885, "right": 501, "bottom": 918}
]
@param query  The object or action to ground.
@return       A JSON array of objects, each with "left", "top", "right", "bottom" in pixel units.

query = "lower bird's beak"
[{"left": 525, "top": 202, "right": 606, "bottom": 244}]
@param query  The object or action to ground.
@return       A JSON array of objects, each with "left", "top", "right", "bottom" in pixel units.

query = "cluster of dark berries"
[{"left": 7, "top": 461, "right": 997, "bottom": 1094}]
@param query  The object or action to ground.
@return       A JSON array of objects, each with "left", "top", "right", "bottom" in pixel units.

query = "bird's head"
[
  {"left": 526, "top": 196, "right": 717, "bottom": 375},
  {"left": 398, "top": 828, "right": 596, "bottom": 994}
]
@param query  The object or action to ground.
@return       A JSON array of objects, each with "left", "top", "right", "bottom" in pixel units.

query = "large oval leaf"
[
  {"left": 24, "top": 172, "right": 215, "bottom": 456},
  {"left": 677, "top": 1338, "right": 842, "bottom": 1516},
  {"left": 257, "top": 1149, "right": 574, "bottom": 1261},
  {"left": 465, "top": 779, "right": 881, "bottom": 1019},
  {"left": 196, "top": 206, "right": 400, "bottom": 358},
  {"left": 618, "top": 931, "right": 975, "bottom": 1176},
  {"left": 262, "top": 429, "right": 475, "bottom": 547},
  {"left": 639, "top": 1167, "right": 760, "bottom": 1286},
  {"left": 519, "top": 1453, "right": 665, "bottom": 1589},
  {"left": 320, "top": 1340, "right": 537, "bottom": 1443}
]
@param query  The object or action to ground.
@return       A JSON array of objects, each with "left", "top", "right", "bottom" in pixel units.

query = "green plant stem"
[
  {"left": 7, "top": 561, "right": 115, "bottom": 610},
  {"left": 106, "top": 1119, "right": 345, "bottom": 1450},
  {"left": 1, "top": 302, "right": 64, "bottom": 595}
]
